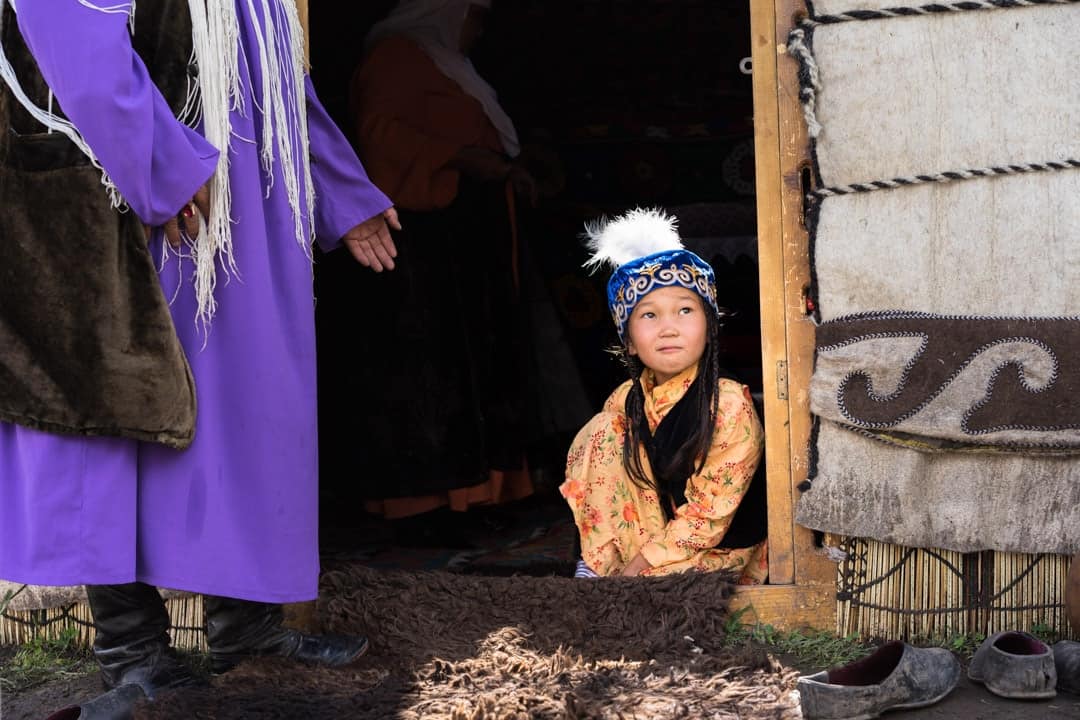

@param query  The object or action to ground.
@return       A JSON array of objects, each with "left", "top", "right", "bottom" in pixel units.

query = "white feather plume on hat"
[{"left": 583, "top": 207, "right": 683, "bottom": 271}]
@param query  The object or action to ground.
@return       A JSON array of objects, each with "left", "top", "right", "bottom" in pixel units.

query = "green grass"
[
  {"left": 940, "top": 632, "right": 987, "bottom": 659},
  {"left": 721, "top": 604, "right": 1065, "bottom": 671},
  {"left": 0, "top": 583, "right": 213, "bottom": 697},
  {"left": 0, "top": 585, "right": 96, "bottom": 695},
  {"left": 0, "top": 627, "right": 95, "bottom": 695},
  {"left": 722, "top": 606, "right": 871, "bottom": 670},
  {"left": 906, "top": 621, "right": 1060, "bottom": 662}
]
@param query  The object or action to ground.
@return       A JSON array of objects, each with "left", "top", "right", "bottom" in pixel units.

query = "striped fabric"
[{"left": 574, "top": 559, "right": 599, "bottom": 578}]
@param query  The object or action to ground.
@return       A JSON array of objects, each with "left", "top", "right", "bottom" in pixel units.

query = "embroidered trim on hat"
[{"left": 608, "top": 250, "right": 720, "bottom": 341}]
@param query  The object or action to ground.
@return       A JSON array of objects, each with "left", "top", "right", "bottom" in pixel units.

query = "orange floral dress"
[{"left": 560, "top": 366, "right": 768, "bottom": 582}]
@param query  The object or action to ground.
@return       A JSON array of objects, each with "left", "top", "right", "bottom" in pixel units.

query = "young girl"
[{"left": 561, "top": 208, "right": 768, "bottom": 582}]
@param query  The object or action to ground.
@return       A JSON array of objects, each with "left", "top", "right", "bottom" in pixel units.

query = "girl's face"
[{"left": 625, "top": 286, "right": 708, "bottom": 386}]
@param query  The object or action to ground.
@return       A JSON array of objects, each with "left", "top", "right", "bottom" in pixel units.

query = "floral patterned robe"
[{"left": 561, "top": 366, "right": 768, "bottom": 581}]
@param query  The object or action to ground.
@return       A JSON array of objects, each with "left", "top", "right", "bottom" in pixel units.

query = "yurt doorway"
[{"left": 303, "top": 0, "right": 830, "bottom": 624}]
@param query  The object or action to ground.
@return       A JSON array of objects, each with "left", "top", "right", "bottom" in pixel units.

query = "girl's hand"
[
  {"left": 343, "top": 207, "right": 401, "bottom": 272},
  {"left": 144, "top": 183, "right": 212, "bottom": 249},
  {"left": 621, "top": 552, "right": 652, "bottom": 577}
]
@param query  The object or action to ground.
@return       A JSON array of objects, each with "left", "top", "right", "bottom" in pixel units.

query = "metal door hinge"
[{"left": 776, "top": 360, "right": 789, "bottom": 401}]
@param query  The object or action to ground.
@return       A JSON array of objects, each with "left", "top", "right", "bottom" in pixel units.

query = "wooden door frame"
[
  {"left": 296, "top": 0, "right": 836, "bottom": 631},
  {"left": 726, "top": 0, "right": 834, "bottom": 629}
]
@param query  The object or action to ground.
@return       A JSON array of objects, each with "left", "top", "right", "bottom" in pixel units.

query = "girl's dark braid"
[
  {"left": 622, "top": 354, "right": 649, "bottom": 488},
  {"left": 620, "top": 308, "right": 728, "bottom": 501}
]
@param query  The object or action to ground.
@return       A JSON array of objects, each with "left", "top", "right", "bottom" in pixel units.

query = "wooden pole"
[
  {"left": 285, "top": 0, "right": 317, "bottom": 632},
  {"left": 1067, "top": 554, "right": 1079, "bottom": 634},
  {"left": 296, "top": 0, "right": 309, "bottom": 65}
]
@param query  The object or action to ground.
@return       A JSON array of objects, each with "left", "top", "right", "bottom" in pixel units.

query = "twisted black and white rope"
[
  {"left": 803, "top": 0, "right": 1079, "bottom": 26},
  {"left": 812, "top": 159, "right": 1080, "bottom": 198},
  {"left": 787, "top": 27, "right": 822, "bottom": 138},
  {"left": 828, "top": 309, "right": 1080, "bottom": 324}
]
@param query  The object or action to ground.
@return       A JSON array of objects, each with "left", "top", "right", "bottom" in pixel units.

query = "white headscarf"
[{"left": 364, "top": 0, "right": 519, "bottom": 157}]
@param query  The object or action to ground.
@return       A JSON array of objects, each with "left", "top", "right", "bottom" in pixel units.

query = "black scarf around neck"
[{"left": 636, "top": 376, "right": 768, "bottom": 549}]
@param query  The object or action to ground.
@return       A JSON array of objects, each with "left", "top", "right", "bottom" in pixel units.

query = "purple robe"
[{"left": 0, "top": 0, "right": 391, "bottom": 602}]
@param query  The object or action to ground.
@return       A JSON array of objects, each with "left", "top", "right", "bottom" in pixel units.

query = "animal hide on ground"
[
  {"left": 134, "top": 566, "right": 801, "bottom": 720},
  {"left": 793, "top": 1, "right": 1080, "bottom": 553}
]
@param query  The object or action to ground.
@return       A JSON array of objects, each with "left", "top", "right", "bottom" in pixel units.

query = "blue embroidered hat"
[{"left": 584, "top": 208, "right": 720, "bottom": 342}]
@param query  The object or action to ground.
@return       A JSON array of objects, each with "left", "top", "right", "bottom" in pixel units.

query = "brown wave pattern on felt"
[
  {"left": 135, "top": 566, "right": 799, "bottom": 719},
  {"left": 814, "top": 313, "right": 1080, "bottom": 449}
]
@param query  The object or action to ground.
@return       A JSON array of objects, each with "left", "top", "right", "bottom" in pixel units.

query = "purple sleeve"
[
  {"left": 305, "top": 77, "right": 392, "bottom": 253},
  {"left": 15, "top": 1, "right": 218, "bottom": 226}
]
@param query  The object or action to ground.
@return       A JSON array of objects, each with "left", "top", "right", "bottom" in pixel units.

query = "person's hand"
[
  {"left": 621, "top": 552, "right": 652, "bottom": 577},
  {"left": 145, "top": 184, "right": 212, "bottom": 248},
  {"left": 508, "top": 163, "right": 538, "bottom": 207},
  {"left": 450, "top": 146, "right": 510, "bottom": 181},
  {"left": 342, "top": 207, "right": 401, "bottom": 272}
]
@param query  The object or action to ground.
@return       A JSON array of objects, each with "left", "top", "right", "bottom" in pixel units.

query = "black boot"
[
  {"left": 85, "top": 583, "right": 198, "bottom": 699},
  {"left": 43, "top": 683, "right": 147, "bottom": 720},
  {"left": 204, "top": 596, "right": 369, "bottom": 674}
]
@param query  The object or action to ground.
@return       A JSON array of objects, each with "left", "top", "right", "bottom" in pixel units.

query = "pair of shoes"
[
  {"left": 43, "top": 682, "right": 147, "bottom": 720},
  {"left": 1053, "top": 639, "right": 1080, "bottom": 695},
  {"left": 797, "top": 641, "right": 960, "bottom": 719},
  {"left": 968, "top": 631, "right": 1056, "bottom": 699},
  {"left": 204, "top": 596, "right": 369, "bottom": 674}
]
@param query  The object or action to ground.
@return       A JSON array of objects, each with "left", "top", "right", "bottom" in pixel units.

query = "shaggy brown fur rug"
[{"left": 135, "top": 566, "right": 800, "bottom": 719}]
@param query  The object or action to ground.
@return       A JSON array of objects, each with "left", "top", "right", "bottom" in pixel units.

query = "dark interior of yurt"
[{"left": 308, "top": 0, "right": 767, "bottom": 575}]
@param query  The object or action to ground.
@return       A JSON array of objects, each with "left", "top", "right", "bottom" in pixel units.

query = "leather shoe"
[
  {"left": 1053, "top": 639, "right": 1080, "bottom": 695},
  {"left": 798, "top": 641, "right": 960, "bottom": 719},
  {"left": 968, "top": 630, "right": 1056, "bottom": 699}
]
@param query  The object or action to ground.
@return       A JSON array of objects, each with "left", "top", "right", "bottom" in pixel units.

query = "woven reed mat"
[
  {"left": 135, "top": 566, "right": 799, "bottom": 719},
  {"left": 0, "top": 581, "right": 85, "bottom": 612},
  {"left": 0, "top": 580, "right": 191, "bottom": 612}
]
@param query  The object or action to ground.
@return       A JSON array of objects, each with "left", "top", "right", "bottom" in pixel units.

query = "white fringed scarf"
[{"left": 0, "top": 0, "right": 314, "bottom": 330}]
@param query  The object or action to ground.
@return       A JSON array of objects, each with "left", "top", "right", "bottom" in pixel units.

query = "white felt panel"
[
  {"left": 797, "top": 1, "right": 1080, "bottom": 554},
  {"left": 812, "top": 171, "right": 1080, "bottom": 321},
  {"left": 807, "top": 6, "right": 1080, "bottom": 186},
  {"left": 796, "top": 420, "right": 1080, "bottom": 554}
]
